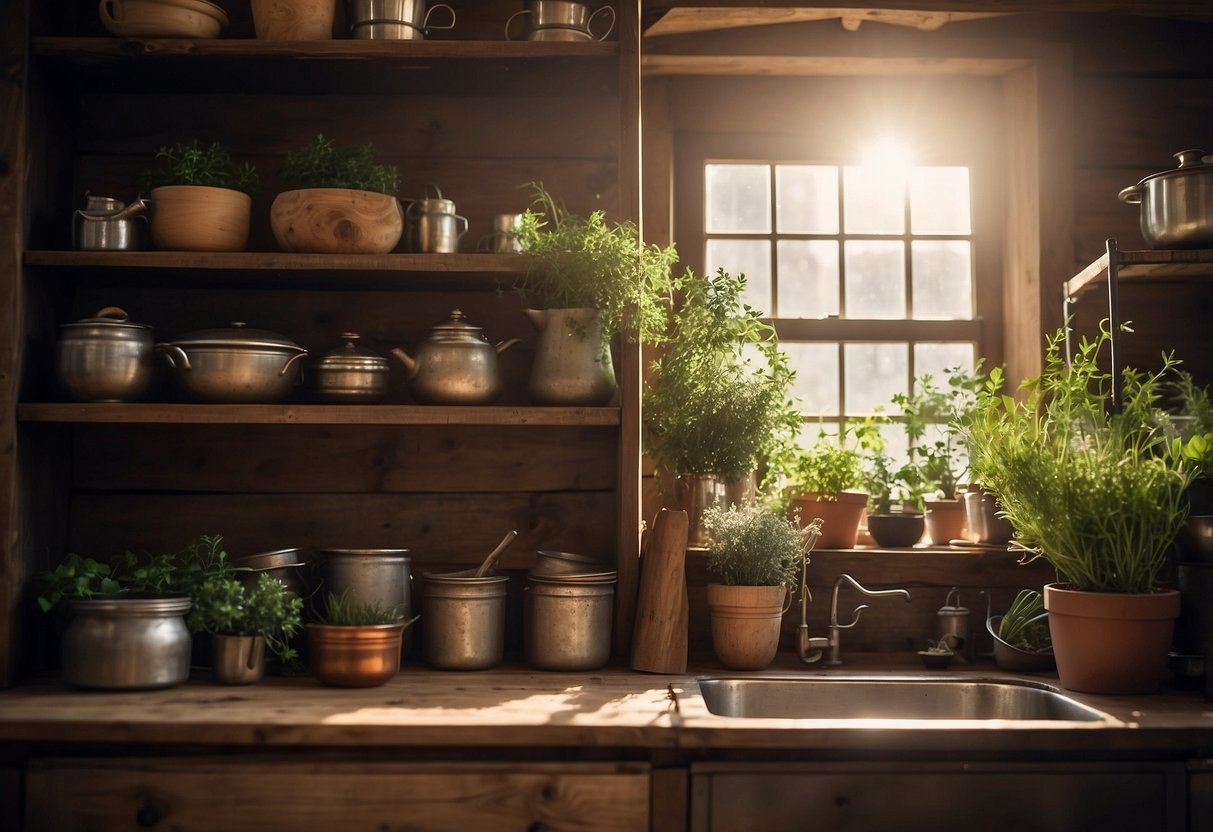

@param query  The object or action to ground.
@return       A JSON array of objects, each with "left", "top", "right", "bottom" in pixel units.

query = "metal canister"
[
  {"left": 61, "top": 594, "right": 192, "bottom": 690},
  {"left": 420, "top": 573, "right": 508, "bottom": 670},
  {"left": 937, "top": 587, "right": 973, "bottom": 664},
  {"left": 524, "top": 572, "right": 614, "bottom": 671},
  {"left": 403, "top": 184, "right": 468, "bottom": 253}
]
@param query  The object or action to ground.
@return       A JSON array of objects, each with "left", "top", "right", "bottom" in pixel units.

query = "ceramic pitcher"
[{"left": 523, "top": 307, "right": 616, "bottom": 406}]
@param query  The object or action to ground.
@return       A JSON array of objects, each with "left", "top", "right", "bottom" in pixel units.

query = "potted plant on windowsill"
[
  {"left": 189, "top": 571, "right": 304, "bottom": 685},
  {"left": 962, "top": 324, "right": 1196, "bottom": 694},
  {"left": 863, "top": 444, "right": 926, "bottom": 549},
  {"left": 702, "top": 502, "right": 820, "bottom": 670},
  {"left": 774, "top": 420, "right": 882, "bottom": 549},
  {"left": 142, "top": 140, "right": 258, "bottom": 252},
  {"left": 644, "top": 268, "right": 800, "bottom": 547},
  {"left": 513, "top": 183, "right": 677, "bottom": 406},
  {"left": 271, "top": 134, "right": 403, "bottom": 255}
]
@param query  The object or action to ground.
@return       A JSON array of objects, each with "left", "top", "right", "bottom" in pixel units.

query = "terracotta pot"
[
  {"left": 706, "top": 583, "right": 787, "bottom": 671},
  {"left": 149, "top": 185, "right": 251, "bottom": 252},
  {"left": 307, "top": 622, "right": 405, "bottom": 687},
  {"left": 924, "top": 497, "right": 967, "bottom": 545},
  {"left": 1043, "top": 583, "right": 1180, "bottom": 695},
  {"left": 251, "top": 0, "right": 335, "bottom": 39},
  {"left": 271, "top": 188, "right": 404, "bottom": 254},
  {"left": 788, "top": 491, "right": 867, "bottom": 549},
  {"left": 866, "top": 512, "right": 925, "bottom": 548}
]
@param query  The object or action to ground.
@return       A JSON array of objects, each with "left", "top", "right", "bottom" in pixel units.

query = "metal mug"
[
  {"left": 347, "top": 0, "right": 454, "bottom": 38},
  {"left": 484, "top": 213, "right": 523, "bottom": 253},
  {"left": 505, "top": 0, "right": 615, "bottom": 41},
  {"left": 212, "top": 634, "right": 266, "bottom": 685}
]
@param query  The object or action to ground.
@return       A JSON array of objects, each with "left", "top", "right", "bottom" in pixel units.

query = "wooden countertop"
[{"left": 5, "top": 658, "right": 1213, "bottom": 756}]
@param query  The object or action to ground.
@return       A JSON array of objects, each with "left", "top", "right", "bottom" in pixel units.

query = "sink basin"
[{"left": 696, "top": 675, "right": 1110, "bottom": 722}]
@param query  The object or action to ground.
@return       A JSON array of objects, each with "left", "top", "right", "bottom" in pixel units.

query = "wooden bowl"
[
  {"left": 270, "top": 188, "right": 404, "bottom": 254},
  {"left": 149, "top": 185, "right": 251, "bottom": 252}
]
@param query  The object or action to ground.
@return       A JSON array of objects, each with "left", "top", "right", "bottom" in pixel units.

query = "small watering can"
[
  {"left": 73, "top": 192, "right": 148, "bottom": 251},
  {"left": 403, "top": 183, "right": 468, "bottom": 253},
  {"left": 391, "top": 309, "right": 519, "bottom": 405}
]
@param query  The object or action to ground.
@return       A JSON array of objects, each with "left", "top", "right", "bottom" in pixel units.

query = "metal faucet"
[{"left": 799, "top": 573, "right": 912, "bottom": 666}]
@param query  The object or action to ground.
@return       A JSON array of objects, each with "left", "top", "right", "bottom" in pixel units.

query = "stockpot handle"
[
  {"left": 1118, "top": 184, "right": 1143, "bottom": 204},
  {"left": 588, "top": 5, "right": 615, "bottom": 40},
  {"left": 423, "top": 3, "right": 456, "bottom": 31},
  {"left": 156, "top": 342, "right": 192, "bottom": 371},
  {"left": 504, "top": 9, "right": 531, "bottom": 40}
]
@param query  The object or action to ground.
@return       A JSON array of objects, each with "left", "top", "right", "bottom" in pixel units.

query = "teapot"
[
  {"left": 391, "top": 310, "right": 520, "bottom": 405},
  {"left": 73, "top": 193, "right": 148, "bottom": 251}
]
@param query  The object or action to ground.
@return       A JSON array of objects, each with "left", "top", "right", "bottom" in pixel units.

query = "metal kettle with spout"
[
  {"left": 391, "top": 309, "right": 519, "bottom": 405},
  {"left": 73, "top": 193, "right": 148, "bottom": 251}
]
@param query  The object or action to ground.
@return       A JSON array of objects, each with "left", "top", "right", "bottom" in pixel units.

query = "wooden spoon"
[{"left": 474, "top": 530, "right": 518, "bottom": 578}]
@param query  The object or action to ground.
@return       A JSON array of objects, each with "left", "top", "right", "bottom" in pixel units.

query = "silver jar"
[
  {"left": 420, "top": 573, "right": 507, "bottom": 670},
  {"left": 312, "top": 332, "right": 391, "bottom": 403},
  {"left": 55, "top": 306, "right": 156, "bottom": 402},
  {"left": 157, "top": 322, "right": 308, "bottom": 403},
  {"left": 317, "top": 548, "right": 412, "bottom": 621},
  {"left": 524, "top": 573, "right": 614, "bottom": 671},
  {"left": 61, "top": 594, "right": 192, "bottom": 690}
]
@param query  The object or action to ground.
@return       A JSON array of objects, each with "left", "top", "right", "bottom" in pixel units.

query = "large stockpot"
[
  {"left": 524, "top": 573, "right": 614, "bottom": 671},
  {"left": 1118, "top": 149, "right": 1213, "bottom": 249},
  {"left": 55, "top": 306, "right": 156, "bottom": 402},
  {"left": 61, "top": 593, "right": 192, "bottom": 690},
  {"left": 420, "top": 573, "right": 507, "bottom": 670},
  {"left": 157, "top": 322, "right": 308, "bottom": 403}
]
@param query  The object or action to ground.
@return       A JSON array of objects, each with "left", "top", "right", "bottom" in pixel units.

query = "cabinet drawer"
[{"left": 26, "top": 758, "right": 651, "bottom": 832}]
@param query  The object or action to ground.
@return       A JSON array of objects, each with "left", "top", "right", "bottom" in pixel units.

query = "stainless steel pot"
[
  {"left": 390, "top": 309, "right": 520, "bottom": 405},
  {"left": 317, "top": 548, "right": 413, "bottom": 622},
  {"left": 56, "top": 306, "right": 156, "bottom": 402},
  {"left": 312, "top": 332, "right": 391, "bottom": 403},
  {"left": 420, "top": 573, "right": 507, "bottom": 670},
  {"left": 1118, "top": 149, "right": 1213, "bottom": 249},
  {"left": 157, "top": 322, "right": 308, "bottom": 403},
  {"left": 61, "top": 593, "right": 192, "bottom": 690},
  {"left": 524, "top": 573, "right": 614, "bottom": 671},
  {"left": 233, "top": 547, "right": 311, "bottom": 598}
]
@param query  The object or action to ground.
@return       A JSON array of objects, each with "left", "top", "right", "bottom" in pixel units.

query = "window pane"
[
  {"left": 843, "top": 165, "right": 904, "bottom": 234},
  {"left": 876, "top": 423, "right": 911, "bottom": 472},
  {"left": 782, "top": 342, "right": 839, "bottom": 416},
  {"left": 913, "top": 343, "right": 975, "bottom": 382},
  {"left": 777, "top": 240, "right": 839, "bottom": 318},
  {"left": 776, "top": 165, "right": 838, "bottom": 234},
  {"left": 844, "top": 343, "right": 907, "bottom": 415},
  {"left": 911, "top": 240, "right": 973, "bottom": 320},
  {"left": 706, "top": 164, "right": 771, "bottom": 233},
  {"left": 706, "top": 239, "right": 772, "bottom": 314},
  {"left": 910, "top": 166, "right": 971, "bottom": 235},
  {"left": 844, "top": 240, "right": 905, "bottom": 319}
]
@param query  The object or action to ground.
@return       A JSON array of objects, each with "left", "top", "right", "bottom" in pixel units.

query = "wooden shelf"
[
  {"left": 16, "top": 403, "right": 621, "bottom": 426},
  {"left": 1064, "top": 248, "right": 1213, "bottom": 299}
]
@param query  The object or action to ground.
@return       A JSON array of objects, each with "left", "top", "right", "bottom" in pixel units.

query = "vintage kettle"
[
  {"left": 391, "top": 309, "right": 519, "bottom": 405},
  {"left": 403, "top": 183, "right": 468, "bottom": 253},
  {"left": 73, "top": 193, "right": 148, "bottom": 251}
]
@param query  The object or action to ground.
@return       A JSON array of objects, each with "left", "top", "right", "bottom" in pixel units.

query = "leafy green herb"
[
  {"left": 315, "top": 589, "right": 416, "bottom": 628},
  {"left": 190, "top": 572, "right": 304, "bottom": 665},
  {"left": 142, "top": 140, "right": 259, "bottom": 194},
  {"left": 997, "top": 589, "right": 1051, "bottom": 653},
  {"left": 513, "top": 183, "right": 677, "bottom": 344},
  {"left": 281, "top": 134, "right": 399, "bottom": 195},
  {"left": 773, "top": 420, "right": 884, "bottom": 504},
  {"left": 703, "top": 502, "right": 819, "bottom": 588},
  {"left": 644, "top": 268, "right": 800, "bottom": 484},
  {"left": 893, "top": 364, "right": 985, "bottom": 500},
  {"left": 961, "top": 323, "right": 1195, "bottom": 594}
]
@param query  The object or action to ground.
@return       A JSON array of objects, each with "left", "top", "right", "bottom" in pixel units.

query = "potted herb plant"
[
  {"left": 893, "top": 365, "right": 983, "bottom": 545},
  {"left": 307, "top": 590, "right": 416, "bottom": 687},
  {"left": 962, "top": 325, "right": 1195, "bottom": 694},
  {"left": 644, "top": 268, "right": 800, "bottom": 547},
  {"left": 986, "top": 588, "right": 1054, "bottom": 673},
  {"left": 702, "top": 503, "right": 818, "bottom": 670},
  {"left": 863, "top": 444, "right": 926, "bottom": 549},
  {"left": 189, "top": 571, "right": 304, "bottom": 685},
  {"left": 142, "top": 140, "right": 258, "bottom": 252},
  {"left": 514, "top": 183, "right": 677, "bottom": 406},
  {"left": 271, "top": 134, "right": 403, "bottom": 254},
  {"left": 775, "top": 420, "right": 882, "bottom": 549}
]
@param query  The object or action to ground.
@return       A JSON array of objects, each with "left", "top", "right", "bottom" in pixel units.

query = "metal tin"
[
  {"left": 55, "top": 306, "right": 156, "bottom": 402},
  {"left": 312, "top": 333, "right": 391, "bottom": 403},
  {"left": 61, "top": 594, "right": 192, "bottom": 690},
  {"left": 212, "top": 634, "right": 266, "bottom": 685},
  {"left": 524, "top": 573, "right": 614, "bottom": 671},
  {"left": 420, "top": 573, "right": 508, "bottom": 670},
  {"left": 317, "top": 549, "right": 412, "bottom": 623}
]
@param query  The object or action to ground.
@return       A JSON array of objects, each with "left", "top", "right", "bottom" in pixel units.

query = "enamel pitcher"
[{"left": 523, "top": 307, "right": 616, "bottom": 406}]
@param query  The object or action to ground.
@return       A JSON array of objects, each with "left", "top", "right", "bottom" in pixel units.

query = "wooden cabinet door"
[{"left": 26, "top": 758, "right": 651, "bottom": 832}]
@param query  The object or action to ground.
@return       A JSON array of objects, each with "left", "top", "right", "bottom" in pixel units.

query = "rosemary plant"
[
  {"left": 282, "top": 134, "right": 399, "bottom": 195},
  {"left": 142, "top": 140, "right": 258, "bottom": 194}
]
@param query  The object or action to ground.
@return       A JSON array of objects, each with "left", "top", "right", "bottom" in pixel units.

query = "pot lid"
[
  {"left": 428, "top": 309, "right": 490, "bottom": 343},
  {"left": 170, "top": 321, "right": 305, "bottom": 352},
  {"left": 1133, "top": 149, "right": 1212, "bottom": 186},
  {"left": 61, "top": 306, "right": 151, "bottom": 332},
  {"left": 314, "top": 332, "right": 389, "bottom": 371}
]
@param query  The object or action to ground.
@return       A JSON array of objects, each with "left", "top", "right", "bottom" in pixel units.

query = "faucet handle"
[{"left": 835, "top": 603, "right": 871, "bottom": 630}]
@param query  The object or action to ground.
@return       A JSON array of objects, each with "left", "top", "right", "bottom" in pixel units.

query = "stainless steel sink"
[{"left": 696, "top": 675, "right": 1110, "bottom": 722}]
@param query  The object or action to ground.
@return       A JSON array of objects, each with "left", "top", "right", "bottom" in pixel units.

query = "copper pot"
[{"left": 306, "top": 623, "right": 404, "bottom": 687}]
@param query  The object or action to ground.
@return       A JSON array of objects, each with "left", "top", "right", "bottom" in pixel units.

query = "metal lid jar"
[
  {"left": 524, "top": 571, "right": 615, "bottom": 671},
  {"left": 311, "top": 332, "right": 391, "bottom": 403},
  {"left": 55, "top": 306, "right": 156, "bottom": 402},
  {"left": 61, "top": 594, "right": 192, "bottom": 690},
  {"left": 420, "top": 572, "right": 508, "bottom": 670}
]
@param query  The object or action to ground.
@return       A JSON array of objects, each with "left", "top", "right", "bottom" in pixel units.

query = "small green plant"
[
  {"left": 315, "top": 589, "right": 416, "bottom": 627},
  {"left": 997, "top": 589, "right": 1051, "bottom": 653},
  {"left": 921, "top": 637, "right": 955, "bottom": 655},
  {"left": 513, "top": 182, "right": 677, "bottom": 344},
  {"left": 961, "top": 323, "right": 1195, "bottom": 594},
  {"left": 893, "top": 364, "right": 984, "bottom": 499},
  {"left": 774, "top": 420, "right": 883, "bottom": 504},
  {"left": 702, "top": 502, "right": 818, "bottom": 589},
  {"left": 644, "top": 268, "right": 800, "bottom": 483},
  {"left": 281, "top": 134, "right": 399, "bottom": 195},
  {"left": 864, "top": 444, "right": 927, "bottom": 515},
  {"left": 142, "top": 140, "right": 258, "bottom": 193},
  {"left": 190, "top": 572, "right": 304, "bottom": 665}
]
